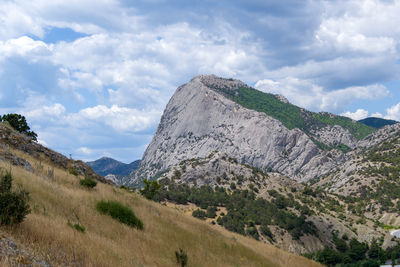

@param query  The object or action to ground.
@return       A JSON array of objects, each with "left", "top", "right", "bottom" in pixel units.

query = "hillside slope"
[
  {"left": 131, "top": 75, "right": 376, "bottom": 185},
  {"left": 152, "top": 151, "right": 396, "bottom": 253},
  {"left": 0, "top": 123, "right": 107, "bottom": 184},
  {"left": 0, "top": 124, "right": 320, "bottom": 266},
  {"left": 315, "top": 123, "right": 400, "bottom": 226}
]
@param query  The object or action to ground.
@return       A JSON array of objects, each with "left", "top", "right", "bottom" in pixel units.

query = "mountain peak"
[
  {"left": 131, "top": 75, "right": 377, "bottom": 185},
  {"left": 191, "top": 74, "right": 247, "bottom": 90}
]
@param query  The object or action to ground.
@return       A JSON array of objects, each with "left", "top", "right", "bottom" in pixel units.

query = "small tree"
[
  {"left": 1, "top": 114, "right": 37, "bottom": 141},
  {"left": 140, "top": 179, "right": 162, "bottom": 201},
  {"left": 192, "top": 209, "right": 207, "bottom": 220},
  {"left": 0, "top": 171, "right": 30, "bottom": 225},
  {"left": 175, "top": 248, "right": 188, "bottom": 267}
]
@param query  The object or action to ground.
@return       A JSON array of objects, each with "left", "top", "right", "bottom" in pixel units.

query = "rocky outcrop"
[
  {"left": 310, "top": 125, "right": 358, "bottom": 149},
  {"left": 358, "top": 123, "right": 400, "bottom": 148},
  {"left": 157, "top": 151, "right": 301, "bottom": 191},
  {"left": 131, "top": 75, "right": 346, "bottom": 185},
  {"left": 0, "top": 230, "right": 50, "bottom": 267}
]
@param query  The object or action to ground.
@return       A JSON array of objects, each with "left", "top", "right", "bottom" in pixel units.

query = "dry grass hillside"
[{"left": 0, "top": 148, "right": 322, "bottom": 267}]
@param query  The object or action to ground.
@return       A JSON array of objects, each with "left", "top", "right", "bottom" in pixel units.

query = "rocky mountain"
[
  {"left": 126, "top": 75, "right": 400, "bottom": 262},
  {"left": 358, "top": 117, "right": 398, "bottom": 129},
  {"left": 131, "top": 75, "right": 376, "bottom": 185},
  {"left": 154, "top": 150, "right": 396, "bottom": 254},
  {"left": 87, "top": 157, "right": 140, "bottom": 184}
]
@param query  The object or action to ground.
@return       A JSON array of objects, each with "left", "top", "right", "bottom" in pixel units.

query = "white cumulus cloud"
[
  {"left": 255, "top": 78, "right": 389, "bottom": 113},
  {"left": 385, "top": 103, "right": 400, "bottom": 121},
  {"left": 341, "top": 109, "right": 369, "bottom": 121}
]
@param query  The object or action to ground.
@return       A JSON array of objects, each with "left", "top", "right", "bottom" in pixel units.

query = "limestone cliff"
[{"left": 130, "top": 75, "right": 356, "bottom": 185}]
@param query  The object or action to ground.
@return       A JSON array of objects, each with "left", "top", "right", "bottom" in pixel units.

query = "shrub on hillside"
[
  {"left": 206, "top": 206, "right": 217, "bottom": 218},
  {"left": 96, "top": 200, "right": 143, "bottom": 229},
  {"left": 69, "top": 168, "right": 79, "bottom": 176},
  {"left": 140, "top": 179, "right": 162, "bottom": 201},
  {"left": 246, "top": 226, "right": 260, "bottom": 240},
  {"left": 67, "top": 220, "right": 86, "bottom": 233},
  {"left": 0, "top": 171, "right": 30, "bottom": 225},
  {"left": 80, "top": 177, "right": 97, "bottom": 189},
  {"left": 260, "top": 224, "right": 273, "bottom": 240},
  {"left": 192, "top": 209, "right": 207, "bottom": 220}
]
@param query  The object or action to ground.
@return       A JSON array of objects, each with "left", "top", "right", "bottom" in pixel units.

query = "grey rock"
[
  {"left": 310, "top": 125, "right": 358, "bottom": 149},
  {"left": 130, "top": 75, "right": 346, "bottom": 185}
]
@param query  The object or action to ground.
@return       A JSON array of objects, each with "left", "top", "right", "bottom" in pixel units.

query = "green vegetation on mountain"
[
  {"left": 212, "top": 85, "right": 376, "bottom": 140},
  {"left": 141, "top": 180, "right": 318, "bottom": 241},
  {"left": 341, "top": 134, "right": 400, "bottom": 214},
  {"left": 305, "top": 233, "right": 400, "bottom": 267},
  {"left": 359, "top": 117, "right": 398, "bottom": 129}
]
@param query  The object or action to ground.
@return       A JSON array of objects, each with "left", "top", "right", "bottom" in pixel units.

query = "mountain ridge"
[
  {"left": 358, "top": 117, "right": 398, "bottom": 129},
  {"left": 87, "top": 157, "right": 140, "bottom": 177}
]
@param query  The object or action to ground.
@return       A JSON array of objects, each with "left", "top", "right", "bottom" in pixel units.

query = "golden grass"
[{"left": 0, "top": 151, "right": 323, "bottom": 267}]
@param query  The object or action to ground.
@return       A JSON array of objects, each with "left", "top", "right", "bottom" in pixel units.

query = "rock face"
[
  {"left": 131, "top": 75, "right": 348, "bottom": 185},
  {"left": 310, "top": 125, "right": 358, "bottom": 149}
]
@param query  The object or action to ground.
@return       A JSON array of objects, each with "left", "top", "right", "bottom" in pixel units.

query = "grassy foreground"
[{"left": 0, "top": 150, "right": 321, "bottom": 267}]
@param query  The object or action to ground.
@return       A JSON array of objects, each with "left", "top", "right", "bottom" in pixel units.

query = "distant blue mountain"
[
  {"left": 358, "top": 117, "right": 398, "bottom": 129},
  {"left": 87, "top": 157, "right": 141, "bottom": 176}
]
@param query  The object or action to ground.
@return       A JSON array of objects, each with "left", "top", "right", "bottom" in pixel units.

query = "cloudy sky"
[{"left": 1, "top": 0, "right": 400, "bottom": 163}]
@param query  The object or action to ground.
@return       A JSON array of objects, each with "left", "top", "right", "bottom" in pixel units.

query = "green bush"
[
  {"left": 192, "top": 209, "right": 207, "bottom": 220},
  {"left": 246, "top": 226, "right": 259, "bottom": 240},
  {"left": 140, "top": 179, "right": 162, "bottom": 201},
  {"left": 80, "top": 177, "right": 97, "bottom": 188},
  {"left": 69, "top": 168, "right": 79, "bottom": 176},
  {"left": 206, "top": 206, "right": 217, "bottom": 218},
  {"left": 96, "top": 200, "right": 143, "bottom": 229},
  {"left": 260, "top": 224, "right": 273, "bottom": 239},
  {"left": 0, "top": 171, "right": 30, "bottom": 225},
  {"left": 67, "top": 220, "right": 86, "bottom": 233}
]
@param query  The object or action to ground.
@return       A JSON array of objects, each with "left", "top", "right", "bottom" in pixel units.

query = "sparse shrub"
[
  {"left": 0, "top": 171, "right": 30, "bottom": 225},
  {"left": 260, "top": 224, "right": 273, "bottom": 239},
  {"left": 67, "top": 220, "right": 86, "bottom": 233},
  {"left": 96, "top": 200, "right": 143, "bottom": 229},
  {"left": 80, "top": 177, "right": 97, "bottom": 189},
  {"left": 192, "top": 209, "right": 207, "bottom": 220},
  {"left": 120, "top": 185, "right": 130, "bottom": 191},
  {"left": 69, "top": 168, "right": 79, "bottom": 176},
  {"left": 246, "top": 226, "right": 259, "bottom": 240},
  {"left": 175, "top": 248, "right": 188, "bottom": 267}
]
